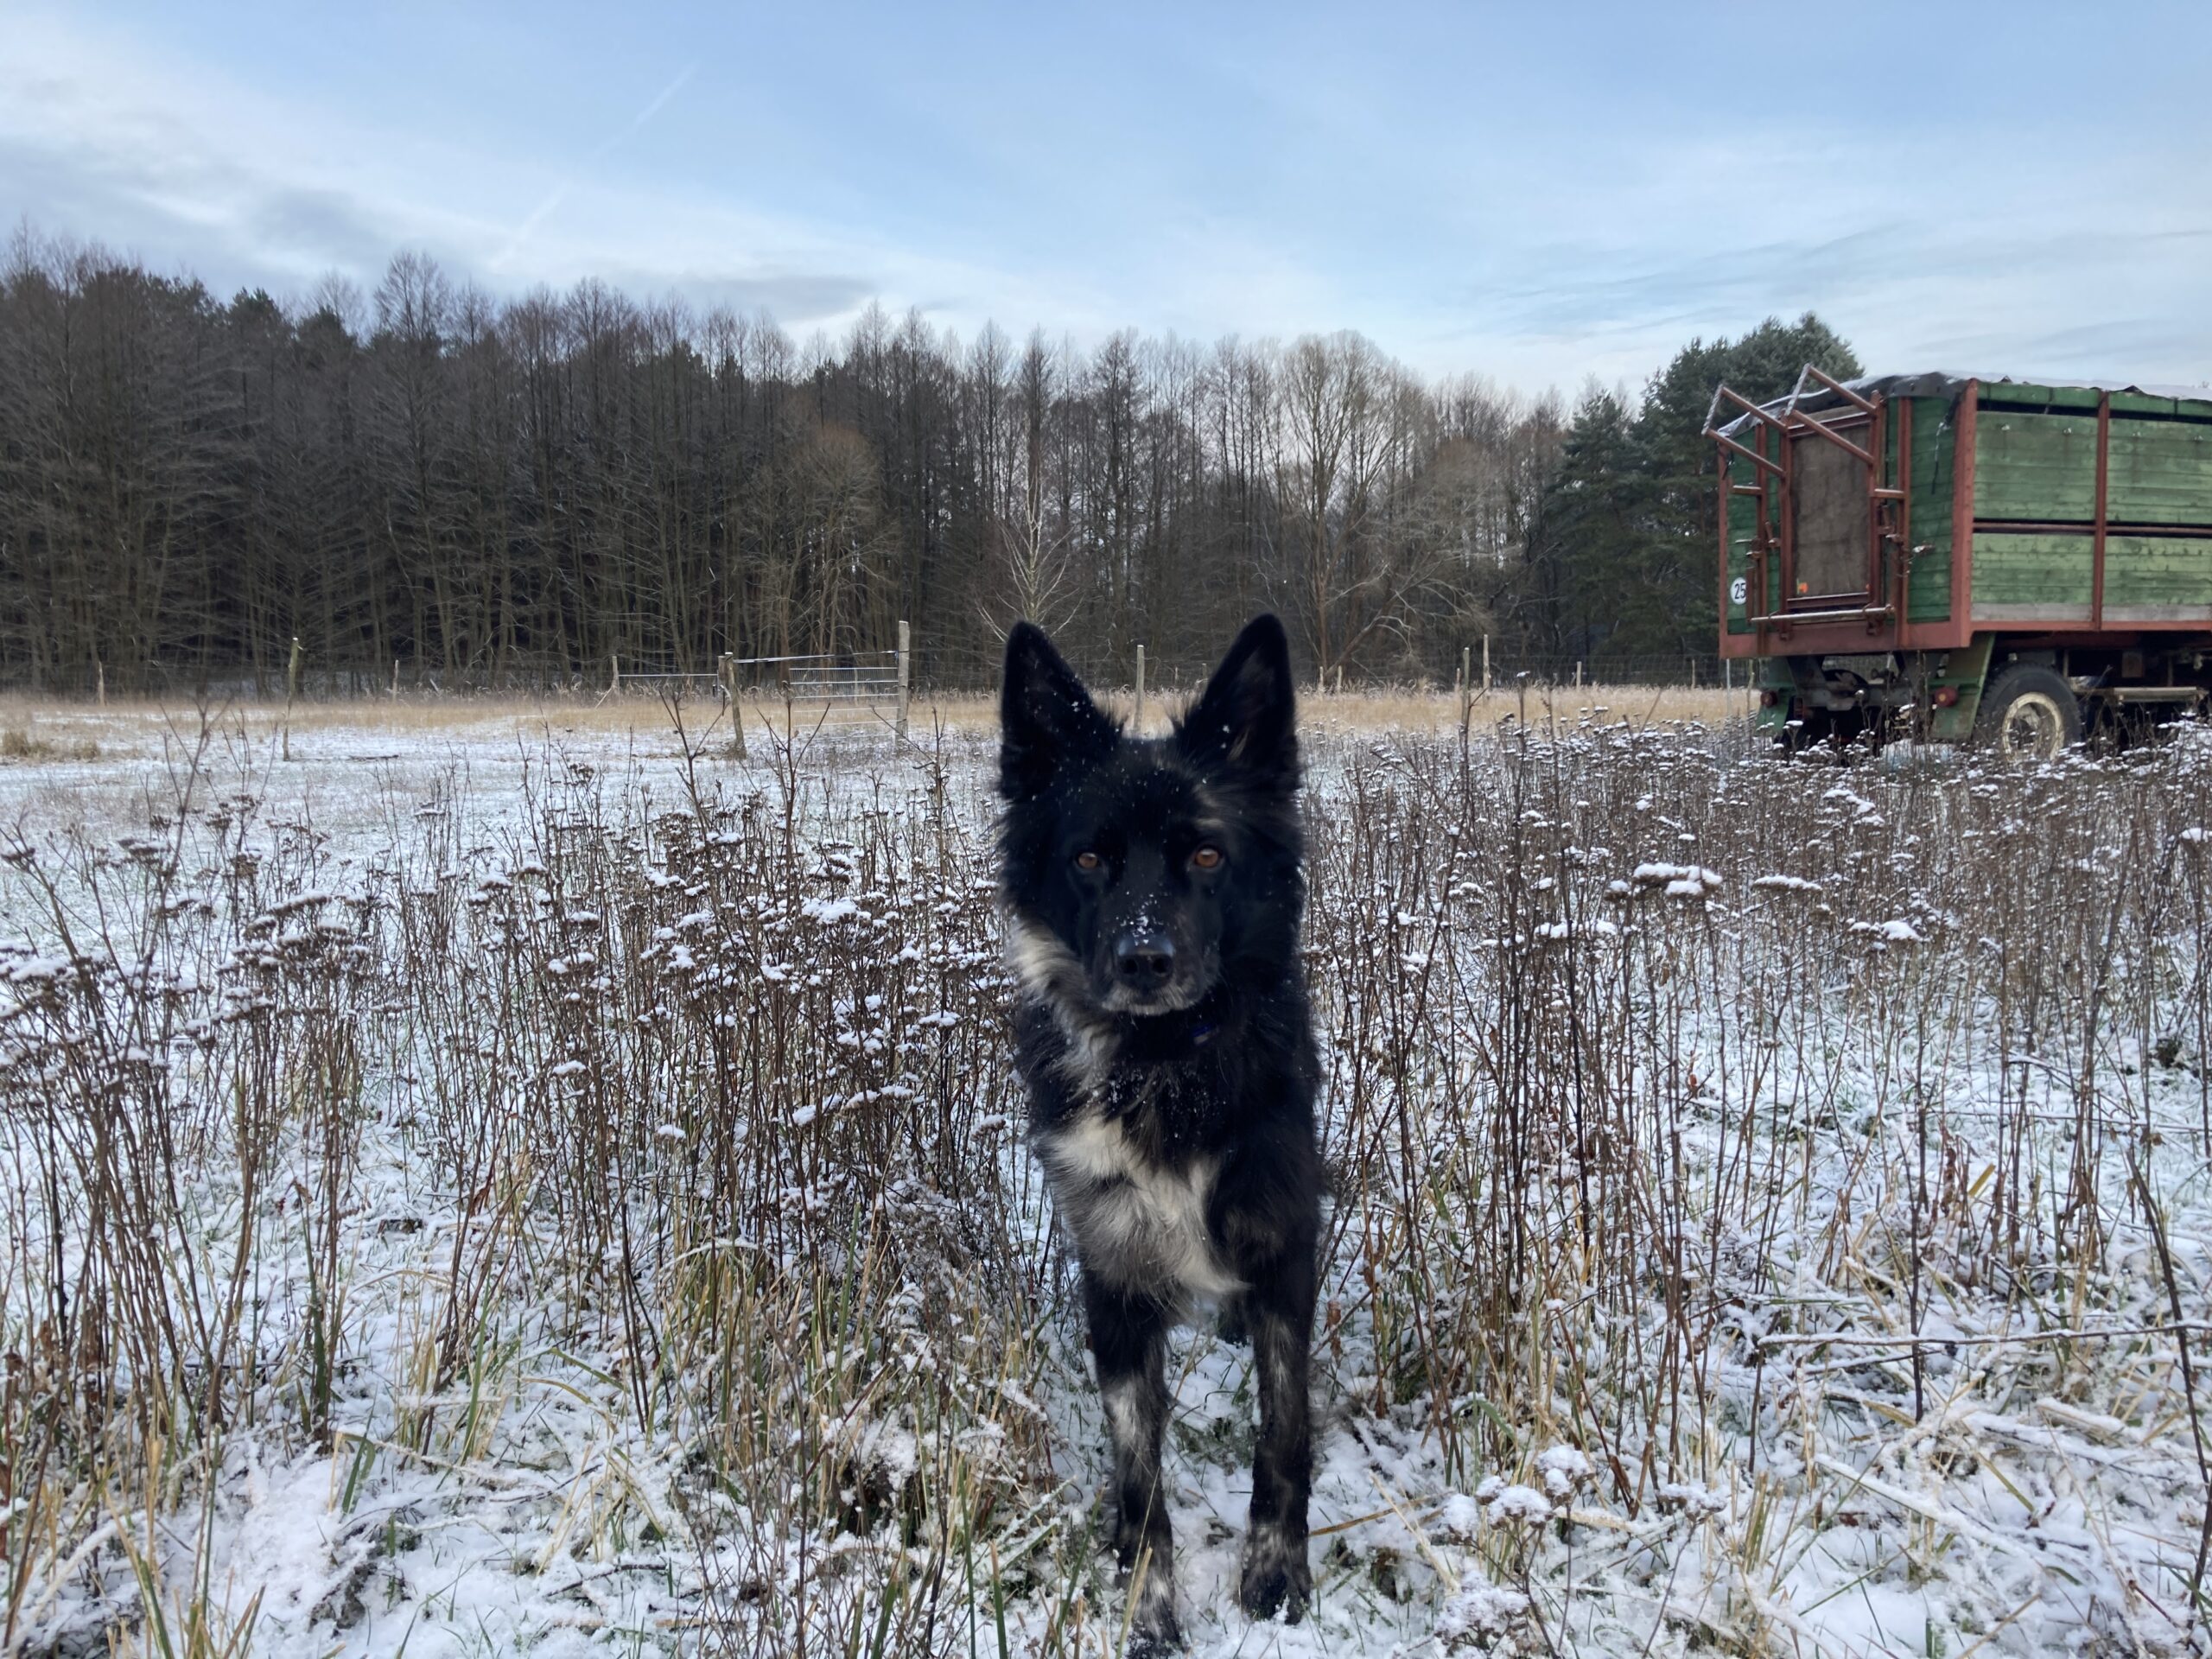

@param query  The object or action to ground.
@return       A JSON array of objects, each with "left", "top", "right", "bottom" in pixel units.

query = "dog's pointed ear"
[
  {"left": 1178, "top": 613, "right": 1298, "bottom": 791},
  {"left": 1000, "top": 621, "right": 1115, "bottom": 799}
]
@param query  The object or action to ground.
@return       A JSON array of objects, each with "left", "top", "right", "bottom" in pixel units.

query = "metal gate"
[{"left": 1705, "top": 365, "right": 1910, "bottom": 634}]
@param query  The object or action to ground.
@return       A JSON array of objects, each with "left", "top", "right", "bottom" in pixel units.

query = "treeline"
[{"left": 0, "top": 227, "right": 1857, "bottom": 693}]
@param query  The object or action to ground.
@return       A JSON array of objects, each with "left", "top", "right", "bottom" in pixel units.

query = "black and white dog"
[{"left": 998, "top": 614, "right": 1322, "bottom": 1649}]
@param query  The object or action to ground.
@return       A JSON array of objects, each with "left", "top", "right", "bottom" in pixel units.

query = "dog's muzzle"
[
  {"left": 1101, "top": 926, "right": 1197, "bottom": 1012},
  {"left": 1114, "top": 928, "right": 1176, "bottom": 988}
]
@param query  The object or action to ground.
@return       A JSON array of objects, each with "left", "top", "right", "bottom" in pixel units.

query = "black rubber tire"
[{"left": 1973, "top": 664, "right": 2082, "bottom": 763}]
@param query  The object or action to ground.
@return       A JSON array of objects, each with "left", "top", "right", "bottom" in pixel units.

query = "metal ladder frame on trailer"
[{"left": 1704, "top": 365, "right": 1911, "bottom": 642}]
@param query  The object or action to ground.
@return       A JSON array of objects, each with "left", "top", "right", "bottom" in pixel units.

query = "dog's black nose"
[{"left": 1115, "top": 929, "right": 1176, "bottom": 985}]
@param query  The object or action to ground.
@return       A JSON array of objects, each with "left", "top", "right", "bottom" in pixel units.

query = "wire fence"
[
  {"left": 0, "top": 637, "right": 1743, "bottom": 706},
  {"left": 906, "top": 642, "right": 1739, "bottom": 698},
  {"left": 608, "top": 652, "right": 900, "bottom": 698}
]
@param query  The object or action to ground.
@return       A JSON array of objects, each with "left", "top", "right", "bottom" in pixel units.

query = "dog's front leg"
[
  {"left": 1239, "top": 1261, "right": 1315, "bottom": 1622},
  {"left": 1084, "top": 1271, "right": 1179, "bottom": 1649}
]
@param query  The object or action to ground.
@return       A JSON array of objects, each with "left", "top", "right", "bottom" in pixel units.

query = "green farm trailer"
[{"left": 1708, "top": 369, "right": 2212, "bottom": 758}]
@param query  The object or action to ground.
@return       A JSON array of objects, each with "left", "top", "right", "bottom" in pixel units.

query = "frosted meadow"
[{"left": 0, "top": 695, "right": 2208, "bottom": 1656}]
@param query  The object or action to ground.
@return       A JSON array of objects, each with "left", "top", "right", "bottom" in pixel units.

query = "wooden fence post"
[
  {"left": 610, "top": 653, "right": 620, "bottom": 695},
  {"left": 95, "top": 658, "right": 105, "bottom": 709},
  {"left": 283, "top": 634, "right": 302, "bottom": 762},
  {"left": 1482, "top": 634, "right": 1491, "bottom": 693},
  {"left": 1135, "top": 644, "right": 1146, "bottom": 732},
  {"left": 896, "top": 620, "right": 911, "bottom": 741},
  {"left": 391, "top": 658, "right": 400, "bottom": 699},
  {"left": 722, "top": 652, "right": 747, "bottom": 759}
]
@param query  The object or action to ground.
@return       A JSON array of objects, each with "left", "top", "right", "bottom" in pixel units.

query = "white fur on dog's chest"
[{"left": 1034, "top": 1112, "right": 1240, "bottom": 1302}]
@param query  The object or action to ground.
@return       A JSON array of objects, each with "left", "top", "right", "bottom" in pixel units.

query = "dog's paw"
[
  {"left": 1237, "top": 1525, "right": 1312, "bottom": 1623},
  {"left": 1109, "top": 1514, "right": 1157, "bottom": 1575},
  {"left": 1215, "top": 1296, "right": 1249, "bottom": 1347},
  {"left": 1126, "top": 1555, "right": 1183, "bottom": 1652}
]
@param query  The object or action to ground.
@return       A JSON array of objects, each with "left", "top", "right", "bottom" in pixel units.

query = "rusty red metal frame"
[
  {"left": 1758, "top": 367, "right": 1904, "bottom": 620},
  {"left": 2092, "top": 391, "right": 2111, "bottom": 630},
  {"left": 1713, "top": 370, "right": 1981, "bottom": 658},
  {"left": 1705, "top": 387, "right": 1793, "bottom": 639},
  {"left": 1950, "top": 379, "right": 1978, "bottom": 638},
  {"left": 1891, "top": 398, "right": 1914, "bottom": 627},
  {"left": 1779, "top": 409, "right": 1880, "bottom": 607},
  {"left": 1783, "top": 372, "right": 1878, "bottom": 471},
  {"left": 1977, "top": 519, "right": 2212, "bottom": 535},
  {"left": 1792, "top": 364, "right": 1877, "bottom": 416},
  {"left": 1793, "top": 418, "right": 1876, "bottom": 470},
  {"left": 1706, "top": 385, "right": 1790, "bottom": 478}
]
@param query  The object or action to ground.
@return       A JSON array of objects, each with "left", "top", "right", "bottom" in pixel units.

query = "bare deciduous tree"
[{"left": 0, "top": 226, "right": 1599, "bottom": 696}]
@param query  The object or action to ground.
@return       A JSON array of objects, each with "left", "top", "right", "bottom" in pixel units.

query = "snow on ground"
[{"left": 1, "top": 701, "right": 2209, "bottom": 1656}]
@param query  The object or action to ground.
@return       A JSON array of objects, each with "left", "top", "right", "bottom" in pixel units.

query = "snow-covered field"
[{"left": 2, "top": 698, "right": 2209, "bottom": 1657}]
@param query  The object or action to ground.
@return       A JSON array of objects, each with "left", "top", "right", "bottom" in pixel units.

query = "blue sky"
[{"left": 4, "top": 1, "right": 2209, "bottom": 396}]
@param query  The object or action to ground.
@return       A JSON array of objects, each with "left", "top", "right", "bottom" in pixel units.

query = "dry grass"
[
  {"left": 0, "top": 690, "right": 808, "bottom": 750},
  {"left": 0, "top": 684, "right": 1746, "bottom": 766},
  {"left": 0, "top": 726, "right": 98, "bottom": 763},
  {"left": 1304, "top": 681, "right": 1741, "bottom": 734},
  {"left": 0, "top": 709, "right": 2206, "bottom": 1654}
]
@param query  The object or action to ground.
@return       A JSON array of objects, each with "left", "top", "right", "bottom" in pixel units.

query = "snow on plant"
[{"left": 0, "top": 702, "right": 2209, "bottom": 1656}]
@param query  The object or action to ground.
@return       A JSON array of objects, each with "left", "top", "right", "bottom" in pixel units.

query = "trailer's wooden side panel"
[
  {"left": 1964, "top": 385, "right": 2212, "bottom": 626},
  {"left": 1975, "top": 410, "right": 2099, "bottom": 522},
  {"left": 1906, "top": 396, "right": 1954, "bottom": 626},
  {"left": 1722, "top": 482, "right": 1751, "bottom": 639},
  {"left": 1724, "top": 486, "right": 1751, "bottom": 633},
  {"left": 2102, "top": 536, "right": 2212, "bottom": 621},
  {"left": 2109, "top": 422, "right": 2212, "bottom": 524},
  {"left": 2114, "top": 391, "right": 2209, "bottom": 419},
  {"left": 1971, "top": 533, "right": 2092, "bottom": 620}
]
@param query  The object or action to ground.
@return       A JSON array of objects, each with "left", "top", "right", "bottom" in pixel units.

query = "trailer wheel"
[{"left": 1974, "top": 665, "right": 2081, "bottom": 763}]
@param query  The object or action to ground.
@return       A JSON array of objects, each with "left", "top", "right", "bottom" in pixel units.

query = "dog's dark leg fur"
[
  {"left": 1239, "top": 1257, "right": 1316, "bottom": 1619},
  {"left": 1085, "top": 1272, "right": 1179, "bottom": 1649}
]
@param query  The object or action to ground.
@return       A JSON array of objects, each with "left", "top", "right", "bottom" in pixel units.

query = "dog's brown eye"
[
  {"left": 1073, "top": 849, "right": 1102, "bottom": 872},
  {"left": 1191, "top": 846, "right": 1224, "bottom": 870}
]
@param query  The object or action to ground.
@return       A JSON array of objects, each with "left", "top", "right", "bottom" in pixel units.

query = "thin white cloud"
[
  {"left": 2, "top": 5, "right": 2207, "bottom": 394},
  {"left": 0, "top": 11, "right": 1111, "bottom": 335},
  {"left": 490, "top": 65, "right": 696, "bottom": 271}
]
